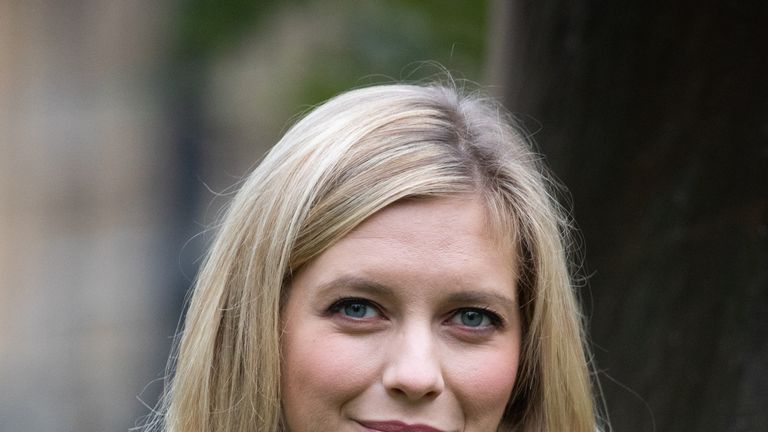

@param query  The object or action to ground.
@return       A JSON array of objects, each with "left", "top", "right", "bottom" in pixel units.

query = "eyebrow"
[
  {"left": 442, "top": 290, "right": 517, "bottom": 311},
  {"left": 316, "top": 275, "right": 397, "bottom": 299},
  {"left": 315, "top": 275, "right": 517, "bottom": 311}
]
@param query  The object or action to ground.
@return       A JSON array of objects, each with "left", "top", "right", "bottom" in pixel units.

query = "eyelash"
[{"left": 327, "top": 297, "right": 505, "bottom": 329}]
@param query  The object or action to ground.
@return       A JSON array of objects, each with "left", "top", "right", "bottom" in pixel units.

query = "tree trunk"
[{"left": 494, "top": 1, "right": 768, "bottom": 430}]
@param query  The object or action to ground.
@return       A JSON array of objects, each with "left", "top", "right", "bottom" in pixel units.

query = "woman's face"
[{"left": 280, "top": 195, "right": 521, "bottom": 432}]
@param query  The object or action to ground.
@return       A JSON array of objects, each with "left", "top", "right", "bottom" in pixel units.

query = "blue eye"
[
  {"left": 331, "top": 299, "right": 381, "bottom": 319},
  {"left": 450, "top": 308, "right": 499, "bottom": 328},
  {"left": 343, "top": 302, "right": 372, "bottom": 318}
]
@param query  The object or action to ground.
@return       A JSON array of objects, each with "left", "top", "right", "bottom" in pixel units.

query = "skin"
[{"left": 280, "top": 195, "right": 521, "bottom": 432}]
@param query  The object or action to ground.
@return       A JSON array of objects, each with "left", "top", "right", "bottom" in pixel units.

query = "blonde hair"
[{"left": 145, "top": 83, "right": 601, "bottom": 431}]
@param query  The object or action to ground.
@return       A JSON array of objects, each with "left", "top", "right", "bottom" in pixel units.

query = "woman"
[{"left": 147, "top": 83, "right": 603, "bottom": 431}]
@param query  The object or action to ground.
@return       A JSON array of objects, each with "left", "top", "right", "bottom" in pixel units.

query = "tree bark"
[{"left": 496, "top": 1, "right": 768, "bottom": 430}]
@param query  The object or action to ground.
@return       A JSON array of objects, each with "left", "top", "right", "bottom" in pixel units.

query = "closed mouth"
[{"left": 356, "top": 420, "right": 445, "bottom": 432}]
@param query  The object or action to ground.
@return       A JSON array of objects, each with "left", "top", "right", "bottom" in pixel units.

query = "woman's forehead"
[{"left": 294, "top": 195, "right": 519, "bottom": 297}]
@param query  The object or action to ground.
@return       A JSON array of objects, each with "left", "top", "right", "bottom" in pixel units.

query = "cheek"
[
  {"left": 281, "top": 325, "right": 381, "bottom": 415},
  {"left": 445, "top": 338, "right": 521, "bottom": 419}
]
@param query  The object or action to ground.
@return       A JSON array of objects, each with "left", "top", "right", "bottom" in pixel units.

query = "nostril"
[
  {"left": 393, "top": 386, "right": 441, "bottom": 400},
  {"left": 386, "top": 383, "right": 442, "bottom": 401}
]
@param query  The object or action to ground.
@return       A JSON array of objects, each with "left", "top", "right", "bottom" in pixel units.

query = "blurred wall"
[{"left": 0, "top": 1, "right": 176, "bottom": 430}]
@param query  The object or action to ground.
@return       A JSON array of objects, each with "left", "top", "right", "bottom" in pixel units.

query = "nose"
[{"left": 381, "top": 324, "right": 445, "bottom": 400}]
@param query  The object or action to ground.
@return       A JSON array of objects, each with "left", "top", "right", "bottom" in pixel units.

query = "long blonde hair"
[{"left": 145, "top": 83, "right": 601, "bottom": 431}]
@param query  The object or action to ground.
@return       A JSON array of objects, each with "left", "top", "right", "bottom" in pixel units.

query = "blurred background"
[{"left": 1, "top": 1, "right": 765, "bottom": 431}]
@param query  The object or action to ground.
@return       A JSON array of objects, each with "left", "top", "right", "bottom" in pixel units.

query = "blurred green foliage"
[
  {"left": 174, "top": 0, "right": 287, "bottom": 60},
  {"left": 174, "top": 0, "right": 487, "bottom": 105},
  {"left": 302, "top": 0, "right": 488, "bottom": 103}
]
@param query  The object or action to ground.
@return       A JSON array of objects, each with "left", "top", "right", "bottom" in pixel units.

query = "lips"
[{"left": 357, "top": 420, "right": 445, "bottom": 432}]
